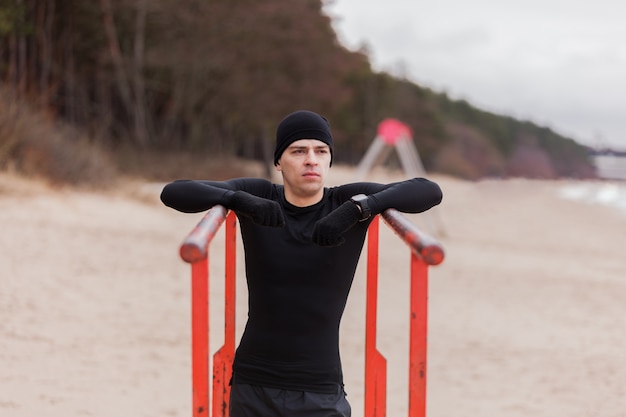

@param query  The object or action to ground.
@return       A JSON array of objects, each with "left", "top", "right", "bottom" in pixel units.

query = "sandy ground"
[{"left": 1, "top": 166, "right": 626, "bottom": 417}]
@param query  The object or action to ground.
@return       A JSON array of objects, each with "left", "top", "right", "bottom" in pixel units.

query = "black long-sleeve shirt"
[{"left": 161, "top": 177, "right": 442, "bottom": 393}]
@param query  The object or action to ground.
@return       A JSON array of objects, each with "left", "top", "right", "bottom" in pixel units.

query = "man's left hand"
[{"left": 312, "top": 201, "right": 361, "bottom": 246}]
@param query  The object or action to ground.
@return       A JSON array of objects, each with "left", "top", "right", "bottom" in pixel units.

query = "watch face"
[{"left": 352, "top": 194, "right": 370, "bottom": 220}]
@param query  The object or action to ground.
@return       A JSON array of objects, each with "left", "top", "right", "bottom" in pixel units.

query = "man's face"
[{"left": 276, "top": 139, "right": 331, "bottom": 205}]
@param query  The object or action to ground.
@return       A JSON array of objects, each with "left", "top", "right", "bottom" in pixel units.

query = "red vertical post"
[
  {"left": 379, "top": 209, "right": 445, "bottom": 417},
  {"left": 181, "top": 206, "right": 229, "bottom": 417},
  {"left": 364, "top": 215, "right": 387, "bottom": 417},
  {"left": 408, "top": 255, "right": 428, "bottom": 417},
  {"left": 212, "top": 211, "right": 237, "bottom": 417},
  {"left": 191, "top": 258, "right": 209, "bottom": 416}
]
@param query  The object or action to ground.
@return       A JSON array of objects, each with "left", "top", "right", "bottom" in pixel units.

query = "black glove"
[
  {"left": 226, "top": 191, "right": 285, "bottom": 227},
  {"left": 312, "top": 201, "right": 362, "bottom": 246}
]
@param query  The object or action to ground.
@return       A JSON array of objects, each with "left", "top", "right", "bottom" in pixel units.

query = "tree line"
[{"left": 0, "top": 0, "right": 596, "bottom": 179}]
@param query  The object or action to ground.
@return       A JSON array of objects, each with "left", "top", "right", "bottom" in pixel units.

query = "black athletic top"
[{"left": 161, "top": 177, "right": 442, "bottom": 393}]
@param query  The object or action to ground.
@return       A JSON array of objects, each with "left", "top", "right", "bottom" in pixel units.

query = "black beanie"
[{"left": 274, "top": 110, "right": 334, "bottom": 166}]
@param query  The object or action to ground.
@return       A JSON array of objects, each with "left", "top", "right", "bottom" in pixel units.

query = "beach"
[{"left": 1, "top": 167, "right": 625, "bottom": 417}]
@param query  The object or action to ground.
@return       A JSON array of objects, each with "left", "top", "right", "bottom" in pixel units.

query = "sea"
[
  {"left": 558, "top": 154, "right": 626, "bottom": 216},
  {"left": 593, "top": 154, "right": 626, "bottom": 181}
]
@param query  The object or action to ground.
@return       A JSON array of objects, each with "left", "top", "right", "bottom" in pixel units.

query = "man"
[{"left": 160, "top": 110, "right": 442, "bottom": 416}]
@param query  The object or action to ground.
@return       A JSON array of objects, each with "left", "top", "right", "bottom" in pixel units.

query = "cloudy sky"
[{"left": 325, "top": 0, "right": 626, "bottom": 150}]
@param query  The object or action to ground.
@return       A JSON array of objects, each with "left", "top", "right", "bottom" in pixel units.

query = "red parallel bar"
[
  {"left": 178, "top": 206, "right": 444, "bottom": 417},
  {"left": 365, "top": 216, "right": 387, "bottom": 417},
  {"left": 190, "top": 258, "right": 209, "bottom": 416},
  {"left": 380, "top": 208, "right": 444, "bottom": 417},
  {"left": 181, "top": 206, "right": 229, "bottom": 417},
  {"left": 409, "top": 257, "right": 428, "bottom": 417},
  {"left": 181, "top": 205, "right": 229, "bottom": 263},
  {"left": 212, "top": 211, "right": 237, "bottom": 417},
  {"left": 381, "top": 209, "right": 444, "bottom": 266}
]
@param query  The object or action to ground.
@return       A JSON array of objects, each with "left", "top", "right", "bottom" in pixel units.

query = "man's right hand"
[{"left": 227, "top": 191, "right": 285, "bottom": 227}]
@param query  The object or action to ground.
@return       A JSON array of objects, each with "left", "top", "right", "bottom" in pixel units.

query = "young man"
[{"left": 160, "top": 110, "right": 442, "bottom": 417}]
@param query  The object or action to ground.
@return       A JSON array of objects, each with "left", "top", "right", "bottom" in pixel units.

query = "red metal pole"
[
  {"left": 381, "top": 209, "right": 444, "bottom": 266},
  {"left": 378, "top": 209, "right": 445, "bottom": 417},
  {"left": 182, "top": 206, "right": 229, "bottom": 417},
  {"left": 191, "top": 258, "right": 209, "bottom": 416},
  {"left": 408, "top": 255, "right": 429, "bottom": 417},
  {"left": 212, "top": 211, "right": 237, "bottom": 417},
  {"left": 365, "top": 216, "right": 387, "bottom": 417},
  {"left": 181, "top": 206, "right": 228, "bottom": 263}
]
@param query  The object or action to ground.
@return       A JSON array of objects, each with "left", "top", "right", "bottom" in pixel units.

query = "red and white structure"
[
  {"left": 355, "top": 118, "right": 425, "bottom": 181},
  {"left": 355, "top": 118, "right": 444, "bottom": 237}
]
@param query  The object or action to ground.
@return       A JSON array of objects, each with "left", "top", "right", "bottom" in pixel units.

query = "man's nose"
[{"left": 304, "top": 150, "right": 318, "bottom": 164}]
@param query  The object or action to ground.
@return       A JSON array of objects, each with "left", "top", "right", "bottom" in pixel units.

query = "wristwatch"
[{"left": 350, "top": 194, "right": 371, "bottom": 222}]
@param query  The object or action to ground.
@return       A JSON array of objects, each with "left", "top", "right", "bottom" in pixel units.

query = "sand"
[{"left": 1, "top": 166, "right": 625, "bottom": 417}]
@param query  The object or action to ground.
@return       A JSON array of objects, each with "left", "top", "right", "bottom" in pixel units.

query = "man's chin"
[{"left": 299, "top": 182, "right": 324, "bottom": 194}]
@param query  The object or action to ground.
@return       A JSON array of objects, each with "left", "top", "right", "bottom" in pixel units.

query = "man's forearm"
[
  {"left": 160, "top": 180, "right": 234, "bottom": 213},
  {"left": 367, "top": 178, "right": 442, "bottom": 215}
]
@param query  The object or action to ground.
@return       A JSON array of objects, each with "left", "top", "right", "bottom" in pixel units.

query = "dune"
[{"left": 1, "top": 167, "right": 625, "bottom": 417}]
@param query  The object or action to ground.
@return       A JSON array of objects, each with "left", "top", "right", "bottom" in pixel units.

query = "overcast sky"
[{"left": 325, "top": 0, "right": 626, "bottom": 150}]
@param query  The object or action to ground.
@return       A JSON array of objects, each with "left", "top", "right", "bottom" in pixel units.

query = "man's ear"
[{"left": 275, "top": 161, "right": 282, "bottom": 172}]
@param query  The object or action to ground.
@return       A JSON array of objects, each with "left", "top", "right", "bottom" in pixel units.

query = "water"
[
  {"left": 593, "top": 154, "right": 626, "bottom": 181},
  {"left": 558, "top": 181, "right": 626, "bottom": 216}
]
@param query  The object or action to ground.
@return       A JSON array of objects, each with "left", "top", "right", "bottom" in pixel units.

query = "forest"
[{"left": 0, "top": 0, "right": 597, "bottom": 185}]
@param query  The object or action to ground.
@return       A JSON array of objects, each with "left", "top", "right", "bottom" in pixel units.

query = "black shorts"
[{"left": 229, "top": 383, "right": 351, "bottom": 417}]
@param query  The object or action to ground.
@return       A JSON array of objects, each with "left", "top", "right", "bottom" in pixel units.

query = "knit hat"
[{"left": 274, "top": 110, "right": 334, "bottom": 166}]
